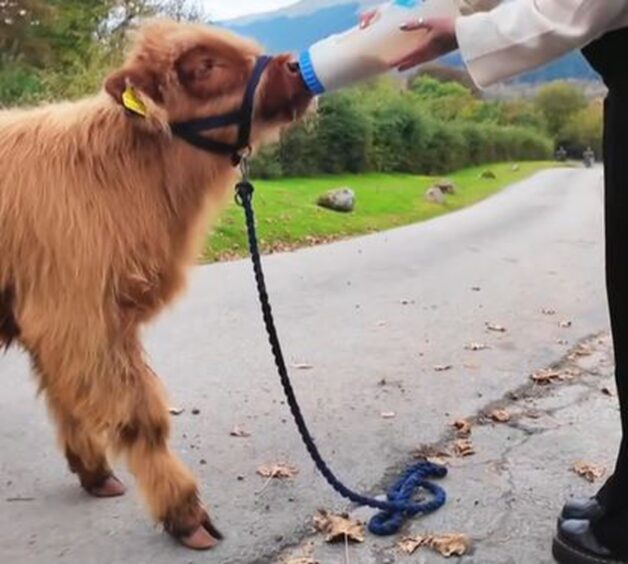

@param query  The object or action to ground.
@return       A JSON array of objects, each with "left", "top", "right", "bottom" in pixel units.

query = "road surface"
[{"left": 0, "top": 167, "right": 618, "bottom": 563}]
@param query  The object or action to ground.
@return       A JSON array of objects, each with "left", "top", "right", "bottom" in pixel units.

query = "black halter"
[{"left": 170, "top": 55, "right": 272, "bottom": 166}]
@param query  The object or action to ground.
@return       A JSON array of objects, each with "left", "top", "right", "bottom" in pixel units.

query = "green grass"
[{"left": 203, "top": 161, "right": 557, "bottom": 262}]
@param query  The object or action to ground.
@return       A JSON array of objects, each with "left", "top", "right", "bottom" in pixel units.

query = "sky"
[{"left": 201, "top": 0, "right": 301, "bottom": 20}]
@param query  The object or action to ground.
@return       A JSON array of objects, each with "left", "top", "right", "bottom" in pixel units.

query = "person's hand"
[
  {"left": 359, "top": 9, "right": 380, "bottom": 29},
  {"left": 394, "top": 17, "right": 458, "bottom": 71}
]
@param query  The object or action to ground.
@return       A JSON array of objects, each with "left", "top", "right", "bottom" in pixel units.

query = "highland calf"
[{"left": 0, "top": 19, "right": 311, "bottom": 550}]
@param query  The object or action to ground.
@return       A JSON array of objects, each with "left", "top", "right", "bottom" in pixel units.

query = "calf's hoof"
[
  {"left": 84, "top": 475, "right": 126, "bottom": 498},
  {"left": 166, "top": 508, "right": 223, "bottom": 551}
]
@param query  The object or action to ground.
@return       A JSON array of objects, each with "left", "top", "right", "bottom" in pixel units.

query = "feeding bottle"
[{"left": 298, "top": 0, "right": 460, "bottom": 95}]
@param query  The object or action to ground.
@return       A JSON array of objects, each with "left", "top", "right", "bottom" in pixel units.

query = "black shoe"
[
  {"left": 553, "top": 519, "right": 626, "bottom": 563},
  {"left": 561, "top": 498, "right": 606, "bottom": 521}
]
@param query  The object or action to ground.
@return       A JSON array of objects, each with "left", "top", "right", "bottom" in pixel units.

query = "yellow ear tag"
[{"left": 122, "top": 86, "right": 147, "bottom": 117}]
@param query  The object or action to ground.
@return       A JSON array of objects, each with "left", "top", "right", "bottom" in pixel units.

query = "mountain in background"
[{"left": 222, "top": 0, "right": 599, "bottom": 84}]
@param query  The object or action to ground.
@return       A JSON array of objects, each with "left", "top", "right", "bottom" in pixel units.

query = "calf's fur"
[{"left": 0, "top": 18, "right": 310, "bottom": 548}]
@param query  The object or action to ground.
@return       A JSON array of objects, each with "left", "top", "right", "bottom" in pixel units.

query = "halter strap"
[{"left": 170, "top": 56, "right": 273, "bottom": 165}]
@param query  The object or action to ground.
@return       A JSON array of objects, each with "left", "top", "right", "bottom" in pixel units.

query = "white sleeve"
[{"left": 455, "top": 0, "right": 628, "bottom": 88}]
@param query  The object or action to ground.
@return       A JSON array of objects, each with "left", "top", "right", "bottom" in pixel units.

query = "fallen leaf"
[
  {"left": 559, "top": 320, "right": 573, "bottom": 328},
  {"left": 397, "top": 535, "right": 426, "bottom": 555},
  {"left": 465, "top": 342, "right": 488, "bottom": 351},
  {"left": 572, "top": 344, "right": 593, "bottom": 357},
  {"left": 434, "top": 364, "right": 453, "bottom": 372},
  {"left": 230, "top": 425, "right": 251, "bottom": 438},
  {"left": 257, "top": 463, "right": 299, "bottom": 480},
  {"left": 381, "top": 411, "right": 396, "bottom": 419},
  {"left": 452, "top": 419, "right": 472, "bottom": 436},
  {"left": 313, "top": 511, "right": 365, "bottom": 544},
  {"left": 453, "top": 439, "right": 475, "bottom": 457},
  {"left": 572, "top": 461, "right": 606, "bottom": 483},
  {"left": 542, "top": 308, "right": 556, "bottom": 316},
  {"left": 531, "top": 369, "right": 562, "bottom": 385},
  {"left": 169, "top": 407, "right": 184, "bottom": 416},
  {"left": 292, "top": 363, "right": 314, "bottom": 370},
  {"left": 490, "top": 409, "right": 511, "bottom": 423},
  {"left": 413, "top": 445, "right": 451, "bottom": 463},
  {"left": 430, "top": 534, "right": 471, "bottom": 557},
  {"left": 397, "top": 534, "right": 470, "bottom": 557},
  {"left": 602, "top": 387, "right": 614, "bottom": 397},
  {"left": 486, "top": 322, "right": 507, "bottom": 333}
]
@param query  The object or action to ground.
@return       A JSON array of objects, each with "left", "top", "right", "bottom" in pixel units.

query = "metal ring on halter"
[{"left": 239, "top": 147, "right": 252, "bottom": 180}]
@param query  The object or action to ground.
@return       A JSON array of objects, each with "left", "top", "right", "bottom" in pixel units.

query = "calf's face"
[{"left": 105, "top": 19, "right": 312, "bottom": 148}]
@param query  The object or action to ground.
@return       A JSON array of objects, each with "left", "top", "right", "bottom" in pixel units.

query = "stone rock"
[
  {"left": 425, "top": 186, "right": 446, "bottom": 204},
  {"left": 316, "top": 188, "right": 355, "bottom": 213},
  {"left": 434, "top": 178, "right": 456, "bottom": 195},
  {"left": 481, "top": 170, "right": 497, "bottom": 179}
]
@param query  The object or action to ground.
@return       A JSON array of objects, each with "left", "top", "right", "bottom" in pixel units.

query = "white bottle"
[{"left": 298, "top": 0, "right": 460, "bottom": 95}]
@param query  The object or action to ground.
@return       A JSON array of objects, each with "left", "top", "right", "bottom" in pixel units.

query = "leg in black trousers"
[{"left": 591, "top": 89, "right": 628, "bottom": 554}]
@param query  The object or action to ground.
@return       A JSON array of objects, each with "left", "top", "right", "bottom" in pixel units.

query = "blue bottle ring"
[{"left": 298, "top": 50, "right": 326, "bottom": 95}]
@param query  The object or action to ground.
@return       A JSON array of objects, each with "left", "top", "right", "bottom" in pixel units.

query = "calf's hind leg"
[{"left": 47, "top": 398, "right": 126, "bottom": 498}]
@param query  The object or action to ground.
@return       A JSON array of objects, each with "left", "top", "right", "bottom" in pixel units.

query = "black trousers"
[{"left": 591, "top": 88, "right": 628, "bottom": 552}]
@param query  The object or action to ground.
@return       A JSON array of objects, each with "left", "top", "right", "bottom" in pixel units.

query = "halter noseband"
[{"left": 170, "top": 56, "right": 272, "bottom": 166}]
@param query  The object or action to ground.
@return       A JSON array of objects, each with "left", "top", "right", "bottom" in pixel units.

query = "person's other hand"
[{"left": 394, "top": 17, "right": 457, "bottom": 71}]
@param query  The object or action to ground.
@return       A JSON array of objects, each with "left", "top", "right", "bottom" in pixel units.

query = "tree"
[
  {"left": 559, "top": 99, "right": 604, "bottom": 156},
  {"left": 534, "top": 81, "right": 588, "bottom": 138},
  {"left": 316, "top": 94, "right": 372, "bottom": 174}
]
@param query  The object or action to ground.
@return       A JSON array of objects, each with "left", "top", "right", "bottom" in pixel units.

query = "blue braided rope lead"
[{"left": 236, "top": 179, "right": 448, "bottom": 536}]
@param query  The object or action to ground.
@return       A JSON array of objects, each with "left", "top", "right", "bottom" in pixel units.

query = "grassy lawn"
[{"left": 202, "top": 161, "right": 557, "bottom": 262}]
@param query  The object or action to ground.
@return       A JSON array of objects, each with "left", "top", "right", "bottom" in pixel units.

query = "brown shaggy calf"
[{"left": 0, "top": 19, "right": 311, "bottom": 550}]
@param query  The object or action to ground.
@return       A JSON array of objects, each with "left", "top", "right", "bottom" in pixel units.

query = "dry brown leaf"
[
  {"left": 572, "top": 462, "right": 606, "bottom": 483},
  {"left": 169, "top": 407, "right": 184, "bottom": 416},
  {"left": 559, "top": 320, "right": 573, "bottom": 328},
  {"left": 465, "top": 342, "right": 488, "bottom": 351},
  {"left": 292, "top": 363, "right": 314, "bottom": 370},
  {"left": 230, "top": 425, "right": 251, "bottom": 438},
  {"left": 381, "top": 411, "right": 396, "bottom": 419},
  {"left": 430, "top": 534, "right": 471, "bottom": 557},
  {"left": 428, "top": 455, "right": 451, "bottom": 466},
  {"left": 572, "top": 344, "right": 593, "bottom": 357},
  {"left": 434, "top": 364, "right": 453, "bottom": 372},
  {"left": 257, "top": 463, "right": 299, "bottom": 480},
  {"left": 490, "top": 409, "right": 511, "bottom": 423},
  {"left": 531, "top": 369, "right": 562, "bottom": 385},
  {"left": 486, "top": 322, "right": 507, "bottom": 333},
  {"left": 397, "top": 535, "right": 427, "bottom": 555},
  {"left": 313, "top": 510, "right": 365, "bottom": 544},
  {"left": 397, "top": 534, "right": 470, "bottom": 558},
  {"left": 453, "top": 439, "right": 475, "bottom": 457},
  {"left": 413, "top": 445, "right": 451, "bottom": 463},
  {"left": 452, "top": 419, "right": 472, "bottom": 436}
]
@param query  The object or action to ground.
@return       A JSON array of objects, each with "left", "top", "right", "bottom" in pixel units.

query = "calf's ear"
[{"left": 105, "top": 65, "right": 163, "bottom": 114}]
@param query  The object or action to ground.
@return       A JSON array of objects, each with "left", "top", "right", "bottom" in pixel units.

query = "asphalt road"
[{"left": 0, "top": 167, "right": 612, "bottom": 563}]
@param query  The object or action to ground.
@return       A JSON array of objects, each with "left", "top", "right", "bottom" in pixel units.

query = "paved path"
[{"left": 0, "top": 167, "right": 618, "bottom": 563}]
